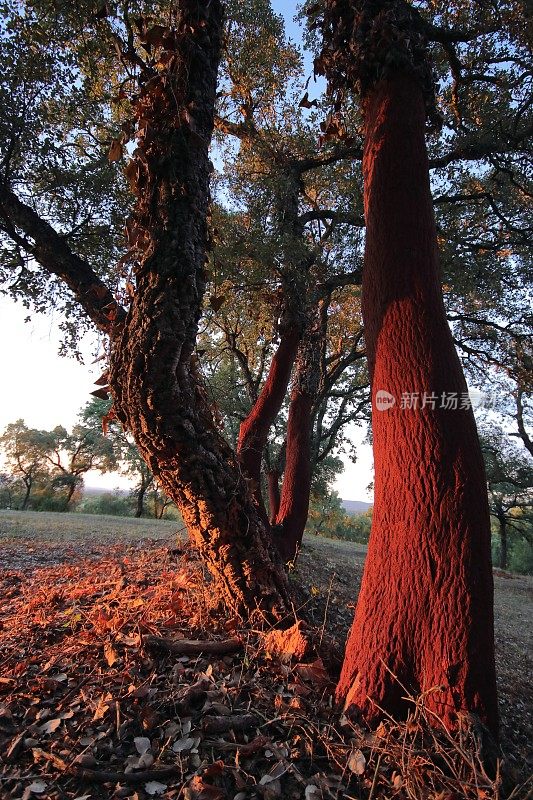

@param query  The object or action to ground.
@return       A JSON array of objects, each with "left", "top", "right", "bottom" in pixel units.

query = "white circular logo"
[{"left": 375, "top": 390, "right": 396, "bottom": 411}]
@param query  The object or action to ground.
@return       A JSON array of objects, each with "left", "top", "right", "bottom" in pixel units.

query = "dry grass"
[{"left": 0, "top": 509, "right": 179, "bottom": 542}]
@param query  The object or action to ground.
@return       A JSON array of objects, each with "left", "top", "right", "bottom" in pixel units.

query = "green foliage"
[
  {"left": 0, "top": 419, "right": 50, "bottom": 508},
  {"left": 0, "top": 472, "right": 26, "bottom": 509},
  {"left": 0, "top": 1, "right": 132, "bottom": 350},
  {"left": 80, "top": 398, "right": 158, "bottom": 517},
  {"left": 306, "top": 491, "right": 372, "bottom": 543},
  {"left": 482, "top": 427, "right": 533, "bottom": 571},
  {"left": 77, "top": 491, "right": 134, "bottom": 518},
  {"left": 492, "top": 533, "right": 533, "bottom": 576},
  {"left": 0, "top": 415, "right": 116, "bottom": 511}
]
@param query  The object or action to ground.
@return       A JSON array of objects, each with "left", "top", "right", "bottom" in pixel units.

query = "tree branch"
[
  {"left": 0, "top": 185, "right": 126, "bottom": 333},
  {"left": 514, "top": 388, "right": 533, "bottom": 458},
  {"left": 299, "top": 209, "right": 365, "bottom": 227}
]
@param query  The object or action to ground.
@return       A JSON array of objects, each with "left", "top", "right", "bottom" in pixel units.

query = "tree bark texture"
[
  {"left": 237, "top": 325, "right": 301, "bottom": 514},
  {"left": 109, "top": 0, "right": 289, "bottom": 620},
  {"left": 274, "top": 321, "right": 321, "bottom": 562},
  {"left": 266, "top": 470, "right": 281, "bottom": 524},
  {"left": 337, "top": 74, "right": 498, "bottom": 736},
  {"left": 497, "top": 514, "right": 508, "bottom": 570}
]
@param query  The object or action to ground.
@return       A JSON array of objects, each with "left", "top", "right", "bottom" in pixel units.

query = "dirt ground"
[{"left": 0, "top": 510, "right": 531, "bottom": 796}]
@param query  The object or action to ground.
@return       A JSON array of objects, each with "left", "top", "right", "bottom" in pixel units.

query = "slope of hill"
[{"left": 342, "top": 499, "right": 372, "bottom": 515}]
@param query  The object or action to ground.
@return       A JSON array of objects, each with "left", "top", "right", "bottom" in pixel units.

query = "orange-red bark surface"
[
  {"left": 337, "top": 74, "right": 498, "bottom": 736},
  {"left": 275, "top": 392, "right": 314, "bottom": 561},
  {"left": 237, "top": 327, "right": 300, "bottom": 513}
]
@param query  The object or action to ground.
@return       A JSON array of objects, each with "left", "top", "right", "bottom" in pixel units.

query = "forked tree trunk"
[
  {"left": 110, "top": 0, "right": 289, "bottom": 620},
  {"left": 337, "top": 74, "right": 498, "bottom": 735},
  {"left": 274, "top": 324, "right": 320, "bottom": 561},
  {"left": 237, "top": 325, "right": 301, "bottom": 514},
  {"left": 236, "top": 165, "right": 308, "bottom": 518},
  {"left": 274, "top": 390, "right": 314, "bottom": 561}
]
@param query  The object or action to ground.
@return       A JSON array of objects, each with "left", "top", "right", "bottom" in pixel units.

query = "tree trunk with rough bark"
[
  {"left": 109, "top": 0, "right": 289, "bottom": 621},
  {"left": 237, "top": 325, "right": 301, "bottom": 515},
  {"left": 497, "top": 513, "right": 508, "bottom": 570},
  {"left": 336, "top": 73, "right": 498, "bottom": 736},
  {"left": 266, "top": 470, "right": 281, "bottom": 524},
  {"left": 274, "top": 320, "right": 321, "bottom": 562}
]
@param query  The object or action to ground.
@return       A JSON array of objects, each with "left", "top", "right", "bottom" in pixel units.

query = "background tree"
[
  {"left": 0, "top": 420, "right": 49, "bottom": 510},
  {"left": 0, "top": 472, "right": 22, "bottom": 509},
  {"left": 81, "top": 397, "right": 178, "bottom": 518},
  {"left": 81, "top": 398, "right": 152, "bottom": 517},
  {"left": 202, "top": 3, "right": 370, "bottom": 557},
  {"left": 481, "top": 429, "right": 533, "bottom": 570},
  {"left": 36, "top": 423, "right": 116, "bottom": 510}
]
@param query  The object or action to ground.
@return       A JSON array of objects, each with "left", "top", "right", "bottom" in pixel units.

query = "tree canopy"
[{"left": 1, "top": 0, "right": 530, "bottom": 438}]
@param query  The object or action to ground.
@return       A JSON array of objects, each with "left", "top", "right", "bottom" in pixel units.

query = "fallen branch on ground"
[
  {"left": 202, "top": 714, "right": 258, "bottom": 734},
  {"left": 70, "top": 764, "right": 183, "bottom": 785},
  {"left": 144, "top": 635, "right": 242, "bottom": 656}
]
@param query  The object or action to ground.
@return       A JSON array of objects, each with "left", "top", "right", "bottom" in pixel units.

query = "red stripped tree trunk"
[
  {"left": 236, "top": 161, "right": 308, "bottom": 516},
  {"left": 237, "top": 325, "right": 300, "bottom": 513},
  {"left": 110, "top": 0, "right": 289, "bottom": 621},
  {"left": 266, "top": 470, "right": 281, "bottom": 524},
  {"left": 274, "top": 392, "right": 313, "bottom": 561},
  {"left": 274, "top": 321, "right": 321, "bottom": 562},
  {"left": 336, "top": 75, "right": 498, "bottom": 735}
]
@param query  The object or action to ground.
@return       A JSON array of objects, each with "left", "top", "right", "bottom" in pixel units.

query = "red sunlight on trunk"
[
  {"left": 237, "top": 326, "right": 300, "bottom": 512},
  {"left": 275, "top": 391, "right": 314, "bottom": 562},
  {"left": 336, "top": 74, "right": 498, "bottom": 736},
  {"left": 266, "top": 469, "right": 281, "bottom": 523}
]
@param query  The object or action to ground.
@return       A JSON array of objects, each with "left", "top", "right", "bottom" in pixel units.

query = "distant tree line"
[
  {"left": 481, "top": 429, "right": 533, "bottom": 574},
  {"left": 2, "top": 401, "right": 531, "bottom": 572},
  {"left": 0, "top": 399, "right": 177, "bottom": 519},
  {"left": 307, "top": 493, "right": 373, "bottom": 544}
]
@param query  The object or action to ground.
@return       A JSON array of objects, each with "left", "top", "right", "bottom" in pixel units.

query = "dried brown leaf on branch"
[{"left": 108, "top": 139, "right": 123, "bottom": 162}]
